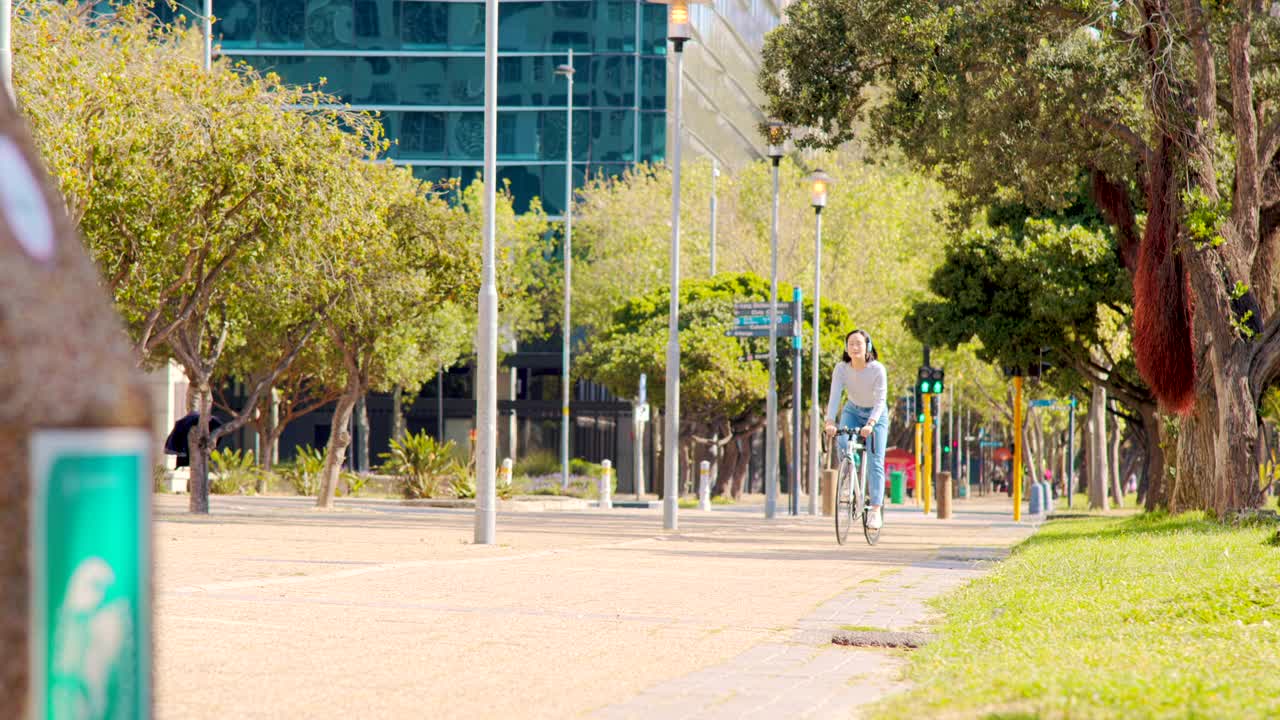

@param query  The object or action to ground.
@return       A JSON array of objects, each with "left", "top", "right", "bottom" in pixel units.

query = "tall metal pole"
[
  {"left": 662, "top": 40, "right": 686, "bottom": 531},
  {"left": 203, "top": 0, "right": 213, "bottom": 71},
  {"left": 950, "top": 381, "right": 957, "bottom": 481},
  {"left": 509, "top": 339, "right": 518, "bottom": 462},
  {"left": 1013, "top": 375, "right": 1024, "bottom": 521},
  {"left": 765, "top": 157, "right": 780, "bottom": 519},
  {"left": 922, "top": 394, "right": 933, "bottom": 515},
  {"left": 474, "top": 0, "right": 499, "bottom": 545},
  {"left": 1067, "top": 395, "right": 1076, "bottom": 509},
  {"left": 0, "top": 0, "right": 12, "bottom": 104},
  {"left": 710, "top": 159, "right": 718, "bottom": 276},
  {"left": 559, "top": 49, "right": 574, "bottom": 490},
  {"left": 807, "top": 206, "right": 822, "bottom": 516},
  {"left": 791, "top": 289, "right": 802, "bottom": 516}
]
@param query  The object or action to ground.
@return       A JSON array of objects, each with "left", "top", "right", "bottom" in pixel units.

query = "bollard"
[
  {"left": 599, "top": 459, "right": 613, "bottom": 509},
  {"left": 0, "top": 103, "right": 153, "bottom": 714},
  {"left": 698, "top": 460, "right": 711, "bottom": 511},
  {"left": 959, "top": 475, "right": 969, "bottom": 499},
  {"left": 937, "top": 472, "right": 953, "bottom": 519},
  {"left": 1042, "top": 482, "right": 1055, "bottom": 514},
  {"left": 821, "top": 468, "right": 837, "bottom": 516},
  {"left": 889, "top": 471, "right": 905, "bottom": 505},
  {"left": 499, "top": 457, "right": 513, "bottom": 490},
  {"left": 1028, "top": 482, "right": 1044, "bottom": 515}
]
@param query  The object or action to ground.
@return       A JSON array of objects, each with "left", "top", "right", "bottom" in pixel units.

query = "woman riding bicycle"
[{"left": 823, "top": 329, "right": 888, "bottom": 530}]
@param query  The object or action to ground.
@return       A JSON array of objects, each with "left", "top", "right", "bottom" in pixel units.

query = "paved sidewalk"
[{"left": 153, "top": 493, "right": 1036, "bottom": 719}]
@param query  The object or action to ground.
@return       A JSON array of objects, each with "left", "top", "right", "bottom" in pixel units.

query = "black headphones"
[{"left": 864, "top": 332, "right": 873, "bottom": 356}]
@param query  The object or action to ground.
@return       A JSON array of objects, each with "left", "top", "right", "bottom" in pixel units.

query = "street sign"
[
  {"left": 980, "top": 440, "right": 1002, "bottom": 447},
  {"left": 725, "top": 324, "right": 795, "bottom": 338},
  {"left": 634, "top": 403, "right": 650, "bottom": 424},
  {"left": 29, "top": 429, "right": 151, "bottom": 720},
  {"left": 733, "top": 301, "right": 788, "bottom": 314},
  {"left": 734, "top": 314, "right": 792, "bottom": 326},
  {"left": 1029, "top": 399, "right": 1057, "bottom": 408}
]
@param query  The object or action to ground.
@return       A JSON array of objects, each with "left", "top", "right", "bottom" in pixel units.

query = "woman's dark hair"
[{"left": 841, "top": 329, "right": 878, "bottom": 363}]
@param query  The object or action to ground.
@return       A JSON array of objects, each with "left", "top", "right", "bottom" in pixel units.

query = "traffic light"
[
  {"left": 914, "top": 385, "right": 924, "bottom": 423},
  {"left": 918, "top": 365, "right": 945, "bottom": 394}
]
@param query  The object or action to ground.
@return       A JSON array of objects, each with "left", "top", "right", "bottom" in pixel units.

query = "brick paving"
[{"left": 152, "top": 493, "right": 1037, "bottom": 719}]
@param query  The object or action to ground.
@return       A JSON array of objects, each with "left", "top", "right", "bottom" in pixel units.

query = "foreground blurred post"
[{"left": 0, "top": 99, "right": 152, "bottom": 716}]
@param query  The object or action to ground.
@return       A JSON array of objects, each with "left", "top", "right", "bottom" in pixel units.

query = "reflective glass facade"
[{"left": 213, "top": 0, "right": 669, "bottom": 214}]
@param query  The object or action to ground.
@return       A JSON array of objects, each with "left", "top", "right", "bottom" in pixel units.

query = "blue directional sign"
[{"left": 1029, "top": 399, "right": 1057, "bottom": 408}]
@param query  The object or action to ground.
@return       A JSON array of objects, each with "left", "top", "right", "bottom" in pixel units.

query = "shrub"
[
  {"left": 153, "top": 464, "right": 170, "bottom": 494},
  {"left": 381, "top": 430, "right": 462, "bottom": 499},
  {"left": 570, "top": 458, "right": 604, "bottom": 478},
  {"left": 514, "top": 449, "right": 558, "bottom": 478},
  {"left": 341, "top": 471, "right": 368, "bottom": 497},
  {"left": 280, "top": 445, "right": 325, "bottom": 496},
  {"left": 451, "top": 472, "right": 476, "bottom": 499},
  {"left": 210, "top": 448, "right": 258, "bottom": 495}
]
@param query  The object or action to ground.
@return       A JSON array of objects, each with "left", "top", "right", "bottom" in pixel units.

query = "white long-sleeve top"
[{"left": 825, "top": 360, "right": 888, "bottom": 426}]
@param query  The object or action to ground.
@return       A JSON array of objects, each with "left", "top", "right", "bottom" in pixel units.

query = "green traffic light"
[
  {"left": 919, "top": 380, "right": 929, "bottom": 393},
  {"left": 932, "top": 380, "right": 943, "bottom": 393},
  {"left": 917, "top": 413, "right": 925, "bottom": 423}
]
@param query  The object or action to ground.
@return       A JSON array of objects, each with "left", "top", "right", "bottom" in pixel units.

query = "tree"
[
  {"left": 572, "top": 151, "right": 952, "bottom": 395},
  {"left": 762, "top": 0, "right": 1280, "bottom": 515},
  {"left": 905, "top": 198, "right": 1169, "bottom": 507},
  {"left": 312, "top": 166, "right": 481, "bottom": 508},
  {"left": 16, "top": 1, "right": 386, "bottom": 512}
]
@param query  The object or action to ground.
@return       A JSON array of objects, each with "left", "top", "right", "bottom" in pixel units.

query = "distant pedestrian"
[{"left": 1126, "top": 472, "right": 1137, "bottom": 495}]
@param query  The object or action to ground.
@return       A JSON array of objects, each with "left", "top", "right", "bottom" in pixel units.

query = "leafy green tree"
[
  {"left": 312, "top": 165, "right": 480, "bottom": 508},
  {"left": 15, "top": 1, "right": 384, "bottom": 512},
  {"left": 762, "top": 0, "right": 1280, "bottom": 514}
]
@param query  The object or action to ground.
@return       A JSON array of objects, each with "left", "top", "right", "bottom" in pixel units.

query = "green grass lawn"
[
  {"left": 876, "top": 512, "right": 1280, "bottom": 719},
  {"left": 1053, "top": 492, "right": 1140, "bottom": 512}
]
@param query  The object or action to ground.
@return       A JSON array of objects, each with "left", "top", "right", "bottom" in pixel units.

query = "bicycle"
[{"left": 829, "top": 426, "right": 882, "bottom": 546}]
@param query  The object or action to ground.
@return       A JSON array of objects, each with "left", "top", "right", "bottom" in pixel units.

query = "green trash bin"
[
  {"left": 958, "top": 479, "right": 969, "bottom": 498},
  {"left": 890, "top": 471, "right": 905, "bottom": 504}
]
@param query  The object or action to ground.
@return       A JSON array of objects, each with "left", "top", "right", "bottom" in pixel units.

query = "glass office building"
[{"left": 194, "top": 0, "right": 778, "bottom": 213}]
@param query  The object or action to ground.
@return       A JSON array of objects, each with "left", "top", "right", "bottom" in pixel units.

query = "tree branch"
[
  {"left": 213, "top": 319, "right": 321, "bottom": 442},
  {"left": 1082, "top": 114, "right": 1153, "bottom": 167}
]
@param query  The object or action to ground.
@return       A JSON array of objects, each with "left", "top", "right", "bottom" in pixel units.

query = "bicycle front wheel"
[
  {"left": 835, "top": 457, "right": 855, "bottom": 545},
  {"left": 861, "top": 447, "right": 881, "bottom": 546}
]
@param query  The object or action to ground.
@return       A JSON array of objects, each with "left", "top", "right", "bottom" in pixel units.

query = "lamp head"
[
  {"left": 765, "top": 118, "right": 786, "bottom": 159},
  {"left": 646, "top": 0, "right": 710, "bottom": 43},
  {"left": 809, "top": 169, "right": 833, "bottom": 208}
]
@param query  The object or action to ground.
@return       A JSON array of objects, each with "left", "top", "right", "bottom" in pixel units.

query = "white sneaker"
[{"left": 868, "top": 507, "right": 883, "bottom": 529}]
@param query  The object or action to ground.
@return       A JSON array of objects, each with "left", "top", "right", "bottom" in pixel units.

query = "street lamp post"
[
  {"left": 203, "top": 0, "right": 213, "bottom": 71},
  {"left": 474, "top": 0, "right": 499, "bottom": 544},
  {"left": 710, "top": 159, "right": 719, "bottom": 276},
  {"left": 555, "top": 51, "right": 575, "bottom": 490},
  {"left": 764, "top": 118, "right": 785, "bottom": 519},
  {"left": 648, "top": 0, "right": 706, "bottom": 530},
  {"left": 807, "top": 170, "right": 832, "bottom": 516}
]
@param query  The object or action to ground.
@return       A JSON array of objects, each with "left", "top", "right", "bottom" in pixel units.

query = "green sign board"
[{"left": 29, "top": 429, "right": 151, "bottom": 720}]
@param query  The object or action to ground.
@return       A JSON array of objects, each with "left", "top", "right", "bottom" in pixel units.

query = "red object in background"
[
  {"left": 992, "top": 447, "right": 1012, "bottom": 462},
  {"left": 884, "top": 447, "right": 916, "bottom": 492}
]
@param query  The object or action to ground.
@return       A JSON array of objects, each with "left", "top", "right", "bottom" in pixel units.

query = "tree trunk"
[
  {"left": 1139, "top": 403, "right": 1169, "bottom": 510},
  {"left": 355, "top": 394, "right": 369, "bottom": 473},
  {"left": 1109, "top": 403, "right": 1125, "bottom": 506},
  {"left": 1088, "top": 384, "right": 1109, "bottom": 510},
  {"left": 714, "top": 431, "right": 738, "bottom": 496},
  {"left": 392, "top": 384, "right": 406, "bottom": 443},
  {"left": 1173, "top": 395, "right": 1216, "bottom": 513},
  {"left": 187, "top": 381, "right": 215, "bottom": 513},
  {"left": 317, "top": 385, "right": 359, "bottom": 508}
]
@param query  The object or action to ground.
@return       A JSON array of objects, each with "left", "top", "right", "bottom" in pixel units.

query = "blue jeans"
[{"left": 836, "top": 403, "right": 888, "bottom": 506}]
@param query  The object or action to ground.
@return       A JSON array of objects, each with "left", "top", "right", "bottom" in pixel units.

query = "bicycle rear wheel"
[
  {"left": 861, "top": 447, "right": 881, "bottom": 546},
  {"left": 835, "top": 457, "right": 854, "bottom": 545}
]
